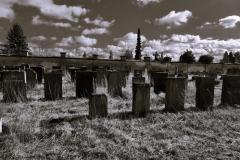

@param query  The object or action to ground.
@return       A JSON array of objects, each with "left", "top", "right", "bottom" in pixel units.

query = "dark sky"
[{"left": 0, "top": 0, "right": 240, "bottom": 60}]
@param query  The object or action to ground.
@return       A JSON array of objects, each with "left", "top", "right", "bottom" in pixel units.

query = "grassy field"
[{"left": 1, "top": 74, "right": 240, "bottom": 159}]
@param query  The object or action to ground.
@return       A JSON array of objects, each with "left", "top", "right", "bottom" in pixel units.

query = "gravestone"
[
  {"left": 132, "top": 76, "right": 145, "bottom": 85},
  {"left": 134, "top": 70, "right": 143, "bottom": 77},
  {"left": 132, "top": 83, "right": 150, "bottom": 116},
  {"left": 30, "top": 66, "right": 44, "bottom": 84},
  {"left": 2, "top": 70, "right": 27, "bottom": 102},
  {"left": 195, "top": 76, "right": 215, "bottom": 110},
  {"left": 95, "top": 68, "right": 107, "bottom": 87},
  {"left": 165, "top": 77, "right": 186, "bottom": 112},
  {"left": 76, "top": 71, "right": 96, "bottom": 98},
  {"left": 69, "top": 66, "right": 88, "bottom": 82},
  {"left": 107, "top": 70, "right": 123, "bottom": 97},
  {"left": 152, "top": 72, "right": 169, "bottom": 94},
  {"left": 221, "top": 75, "right": 240, "bottom": 106},
  {"left": 25, "top": 68, "right": 37, "bottom": 90},
  {"left": 89, "top": 94, "right": 108, "bottom": 118},
  {"left": 60, "top": 52, "right": 66, "bottom": 58},
  {"left": 144, "top": 56, "right": 151, "bottom": 62},
  {"left": 44, "top": 72, "right": 62, "bottom": 100}
]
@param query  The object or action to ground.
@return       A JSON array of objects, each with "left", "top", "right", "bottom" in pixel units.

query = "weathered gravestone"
[
  {"left": 2, "top": 70, "right": 27, "bottom": 102},
  {"left": 221, "top": 75, "right": 240, "bottom": 106},
  {"left": 76, "top": 71, "right": 96, "bottom": 98},
  {"left": 152, "top": 72, "right": 169, "bottom": 94},
  {"left": 165, "top": 77, "right": 186, "bottom": 112},
  {"left": 30, "top": 66, "right": 44, "bottom": 84},
  {"left": 44, "top": 72, "right": 62, "bottom": 100},
  {"left": 107, "top": 70, "right": 123, "bottom": 97},
  {"left": 25, "top": 68, "right": 37, "bottom": 90},
  {"left": 132, "top": 83, "right": 150, "bottom": 116},
  {"left": 195, "top": 76, "right": 215, "bottom": 110},
  {"left": 95, "top": 68, "right": 107, "bottom": 87},
  {"left": 89, "top": 94, "right": 108, "bottom": 118}
]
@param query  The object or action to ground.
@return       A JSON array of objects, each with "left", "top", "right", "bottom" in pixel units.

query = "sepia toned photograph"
[{"left": 0, "top": 0, "right": 240, "bottom": 159}]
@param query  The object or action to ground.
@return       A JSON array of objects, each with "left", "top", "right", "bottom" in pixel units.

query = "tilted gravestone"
[
  {"left": 107, "top": 70, "right": 123, "bottom": 97},
  {"left": 221, "top": 75, "right": 240, "bottom": 106},
  {"left": 132, "top": 83, "right": 150, "bottom": 116},
  {"left": 25, "top": 68, "right": 37, "bottom": 90},
  {"left": 75, "top": 71, "right": 96, "bottom": 98},
  {"left": 30, "top": 66, "right": 44, "bottom": 84},
  {"left": 165, "top": 77, "right": 186, "bottom": 112},
  {"left": 2, "top": 70, "right": 27, "bottom": 102},
  {"left": 89, "top": 94, "right": 108, "bottom": 118},
  {"left": 44, "top": 72, "right": 62, "bottom": 100},
  {"left": 195, "top": 76, "right": 215, "bottom": 110},
  {"left": 152, "top": 72, "right": 169, "bottom": 94}
]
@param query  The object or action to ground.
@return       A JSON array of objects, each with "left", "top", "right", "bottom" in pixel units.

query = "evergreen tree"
[
  {"left": 135, "top": 28, "right": 142, "bottom": 60},
  {"left": 109, "top": 50, "right": 113, "bottom": 59},
  {"left": 3, "top": 23, "right": 29, "bottom": 55},
  {"left": 83, "top": 52, "right": 87, "bottom": 58}
]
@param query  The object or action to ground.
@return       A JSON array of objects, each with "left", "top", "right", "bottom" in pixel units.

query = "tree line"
[{"left": 0, "top": 23, "right": 238, "bottom": 64}]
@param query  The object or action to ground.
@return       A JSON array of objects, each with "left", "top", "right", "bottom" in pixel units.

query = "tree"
[
  {"left": 3, "top": 23, "right": 29, "bottom": 55},
  {"left": 229, "top": 52, "right": 235, "bottom": 63},
  {"left": 162, "top": 56, "right": 172, "bottom": 63},
  {"left": 198, "top": 54, "right": 214, "bottom": 64},
  {"left": 125, "top": 49, "right": 133, "bottom": 60},
  {"left": 135, "top": 28, "right": 142, "bottom": 60},
  {"left": 109, "top": 50, "right": 113, "bottom": 60},
  {"left": 179, "top": 50, "right": 196, "bottom": 63},
  {"left": 82, "top": 52, "right": 87, "bottom": 58}
]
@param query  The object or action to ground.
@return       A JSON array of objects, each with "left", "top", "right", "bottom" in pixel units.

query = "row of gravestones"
[
  {"left": 89, "top": 73, "right": 240, "bottom": 118},
  {"left": 1, "top": 65, "right": 239, "bottom": 110}
]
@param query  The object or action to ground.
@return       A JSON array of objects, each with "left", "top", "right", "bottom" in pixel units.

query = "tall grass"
[{"left": 1, "top": 72, "right": 239, "bottom": 159}]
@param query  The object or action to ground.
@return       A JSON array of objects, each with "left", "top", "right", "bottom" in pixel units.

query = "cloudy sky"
[{"left": 0, "top": 0, "right": 240, "bottom": 60}]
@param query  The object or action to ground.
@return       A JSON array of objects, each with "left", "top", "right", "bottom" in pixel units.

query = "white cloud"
[
  {"left": 84, "top": 17, "right": 115, "bottom": 28},
  {"left": 154, "top": 10, "right": 192, "bottom": 28},
  {"left": 82, "top": 28, "right": 109, "bottom": 35},
  {"left": 0, "top": 0, "right": 88, "bottom": 22},
  {"left": 134, "top": 0, "right": 163, "bottom": 6},
  {"left": 75, "top": 35, "right": 97, "bottom": 46},
  {"left": 219, "top": 15, "right": 240, "bottom": 29},
  {"left": 30, "top": 35, "right": 47, "bottom": 41},
  {"left": 32, "top": 15, "right": 72, "bottom": 28},
  {"left": 56, "top": 35, "right": 97, "bottom": 47},
  {"left": 115, "top": 32, "right": 147, "bottom": 50},
  {"left": 56, "top": 37, "right": 74, "bottom": 47},
  {"left": 0, "top": 0, "right": 16, "bottom": 20},
  {"left": 143, "top": 34, "right": 240, "bottom": 61}
]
